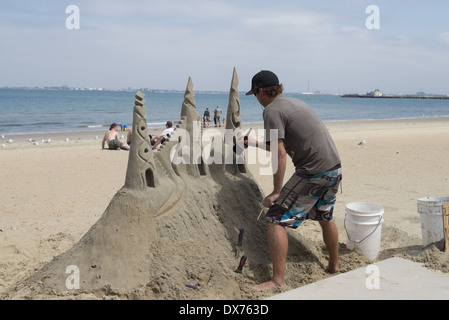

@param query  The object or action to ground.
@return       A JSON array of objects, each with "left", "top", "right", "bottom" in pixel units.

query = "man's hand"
[
  {"left": 243, "top": 135, "right": 258, "bottom": 149},
  {"left": 262, "top": 192, "right": 280, "bottom": 208}
]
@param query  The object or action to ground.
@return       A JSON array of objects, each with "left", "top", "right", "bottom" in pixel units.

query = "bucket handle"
[{"left": 344, "top": 215, "right": 383, "bottom": 244}]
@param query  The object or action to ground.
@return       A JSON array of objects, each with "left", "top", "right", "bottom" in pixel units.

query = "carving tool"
[
  {"left": 443, "top": 203, "right": 449, "bottom": 252},
  {"left": 235, "top": 256, "right": 247, "bottom": 273},
  {"left": 257, "top": 207, "right": 264, "bottom": 221},
  {"left": 233, "top": 128, "right": 253, "bottom": 154},
  {"left": 185, "top": 284, "right": 200, "bottom": 290}
]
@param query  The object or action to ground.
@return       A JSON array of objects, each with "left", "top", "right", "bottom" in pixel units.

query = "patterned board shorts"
[{"left": 265, "top": 165, "right": 342, "bottom": 229}]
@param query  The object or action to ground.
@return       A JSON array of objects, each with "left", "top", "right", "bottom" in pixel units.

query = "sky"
[{"left": 1, "top": 0, "right": 449, "bottom": 94}]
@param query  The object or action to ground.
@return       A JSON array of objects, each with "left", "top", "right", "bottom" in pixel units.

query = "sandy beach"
[{"left": 1, "top": 118, "right": 449, "bottom": 300}]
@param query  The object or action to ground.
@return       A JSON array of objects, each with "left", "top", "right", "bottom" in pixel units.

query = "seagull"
[
  {"left": 1, "top": 135, "right": 5, "bottom": 139},
  {"left": 65, "top": 138, "right": 69, "bottom": 142},
  {"left": 358, "top": 139, "right": 367, "bottom": 146}
]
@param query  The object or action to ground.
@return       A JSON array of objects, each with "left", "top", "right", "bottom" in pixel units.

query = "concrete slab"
[{"left": 267, "top": 257, "right": 449, "bottom": 300}]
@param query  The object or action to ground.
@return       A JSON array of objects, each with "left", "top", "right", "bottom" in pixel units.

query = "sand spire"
[
  {"left": 124, "top": 91, "right": 159, "bottom": 189},
  {"left": 225, "top": 67, "right": 242, "bottom": 131},
  {"left": 225, "top": 67, "right": 247, "bottom": 174},
  {"left": 174, "top": 77, "right": 204, "bottom": 178}
]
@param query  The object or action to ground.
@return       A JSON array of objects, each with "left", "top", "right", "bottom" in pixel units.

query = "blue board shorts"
[{"left": 265, "top": 165, "right": 342, "bottom": 229}]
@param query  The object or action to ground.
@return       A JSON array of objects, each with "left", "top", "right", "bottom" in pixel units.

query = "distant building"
[{"left": 367, "top": 89, "right": 383, "bottom": 97}]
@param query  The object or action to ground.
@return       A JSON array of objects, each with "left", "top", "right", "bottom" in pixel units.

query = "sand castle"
[{"left": 14, "top": 68, "right": 273, "bottom": 299}]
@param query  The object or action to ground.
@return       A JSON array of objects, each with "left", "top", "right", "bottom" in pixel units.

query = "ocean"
[{"left": 1, "top": 88, "right": 449, "bottom": 136}]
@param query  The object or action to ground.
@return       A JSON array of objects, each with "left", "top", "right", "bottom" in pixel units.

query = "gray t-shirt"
[{"left": 263, "top": 96, "right": 341, "bottom": 174}]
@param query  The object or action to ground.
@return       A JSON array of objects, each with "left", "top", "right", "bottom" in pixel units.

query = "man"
[
  {"left": 245, "top": 70, "right": 342, "bottom": 291},
  {"left": 102, "top": 123, "right": 130, "bottom": 150},
  {"left": 213, "top": 106, "right": 222, "bottom": 127},
  {"left": 151, "top": 121, "right": 175, "bottom": 149},
  {"left": 204, "top": 107, "right": 211, "bottom": 127}
]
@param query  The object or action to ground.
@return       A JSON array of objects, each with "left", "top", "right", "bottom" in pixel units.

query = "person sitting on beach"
[
  {"left": 102, "top": 123, "right": 130, "bottom": 150},
  {"left": 151, "top": 121, "right": 174, "bottom": 149}
]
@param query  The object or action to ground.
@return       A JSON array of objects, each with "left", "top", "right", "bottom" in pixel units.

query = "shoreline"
[{"left": 2, "top": 116, "right": 449, "bottom": 145}]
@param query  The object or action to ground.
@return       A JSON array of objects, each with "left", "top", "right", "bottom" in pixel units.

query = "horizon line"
[{"left": 1, "top": 85, "right": 447, "bottom": 97}]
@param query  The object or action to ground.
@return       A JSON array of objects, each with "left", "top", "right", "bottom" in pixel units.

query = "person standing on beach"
[
  {"left": 102, "top": 123, "right": 130, "bottom": 150},
  {"left": 244, "top": 70, "right": 342, "bottom": 291},
  {"left": 214, "top": 106, "right": 222, "bottom": 127},
  {"left": 204, "top": 108, "right": 211, "bottom": 127}
]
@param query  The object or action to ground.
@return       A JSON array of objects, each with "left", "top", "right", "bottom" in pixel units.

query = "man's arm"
[
  {"left": 244, "top": 135, "right": 270, "bottom": 151},
  {"left": 102, "top": 133, "right": 107, "bottom": 149}
]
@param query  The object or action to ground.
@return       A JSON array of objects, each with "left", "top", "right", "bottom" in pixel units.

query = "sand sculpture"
[{"left": 15, "top": 68, "right": 273, "bottom": 299}]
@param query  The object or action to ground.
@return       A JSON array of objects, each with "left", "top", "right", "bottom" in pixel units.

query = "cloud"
[
  {"left": 439, "top": 32, "right": 449, "bottom": 45},
  {"left": 1, "top": 1, "right": 448, "bottom": 93}
]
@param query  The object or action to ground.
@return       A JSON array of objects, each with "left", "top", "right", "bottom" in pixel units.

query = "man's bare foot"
[
  {"left": 326, "top": 263, "right": 340, "bottom": 274},
  {"left": 250, "top": 280, "right": 284, "bottom": 292}
]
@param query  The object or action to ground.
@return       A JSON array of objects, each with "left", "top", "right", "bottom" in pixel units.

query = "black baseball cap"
[{"left": 245, "top": 70, "right": 279, "bottom": 95}]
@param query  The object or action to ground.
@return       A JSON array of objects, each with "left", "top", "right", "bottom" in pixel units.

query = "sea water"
[{"left": 1, "top": 88, "right": 449, "bottom": 136}]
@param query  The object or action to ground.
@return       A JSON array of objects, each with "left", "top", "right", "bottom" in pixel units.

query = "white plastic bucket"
[
  {"left": 345, "top": 202, "right": 384, "bottom": 260},
  {"left": 417, "top": 197, "right": 449, "bottom": 247}
]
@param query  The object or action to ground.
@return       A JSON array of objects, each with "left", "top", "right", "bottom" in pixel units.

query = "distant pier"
[{"left": 342, "top": 94, "right": 449, "bottom": 100}]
